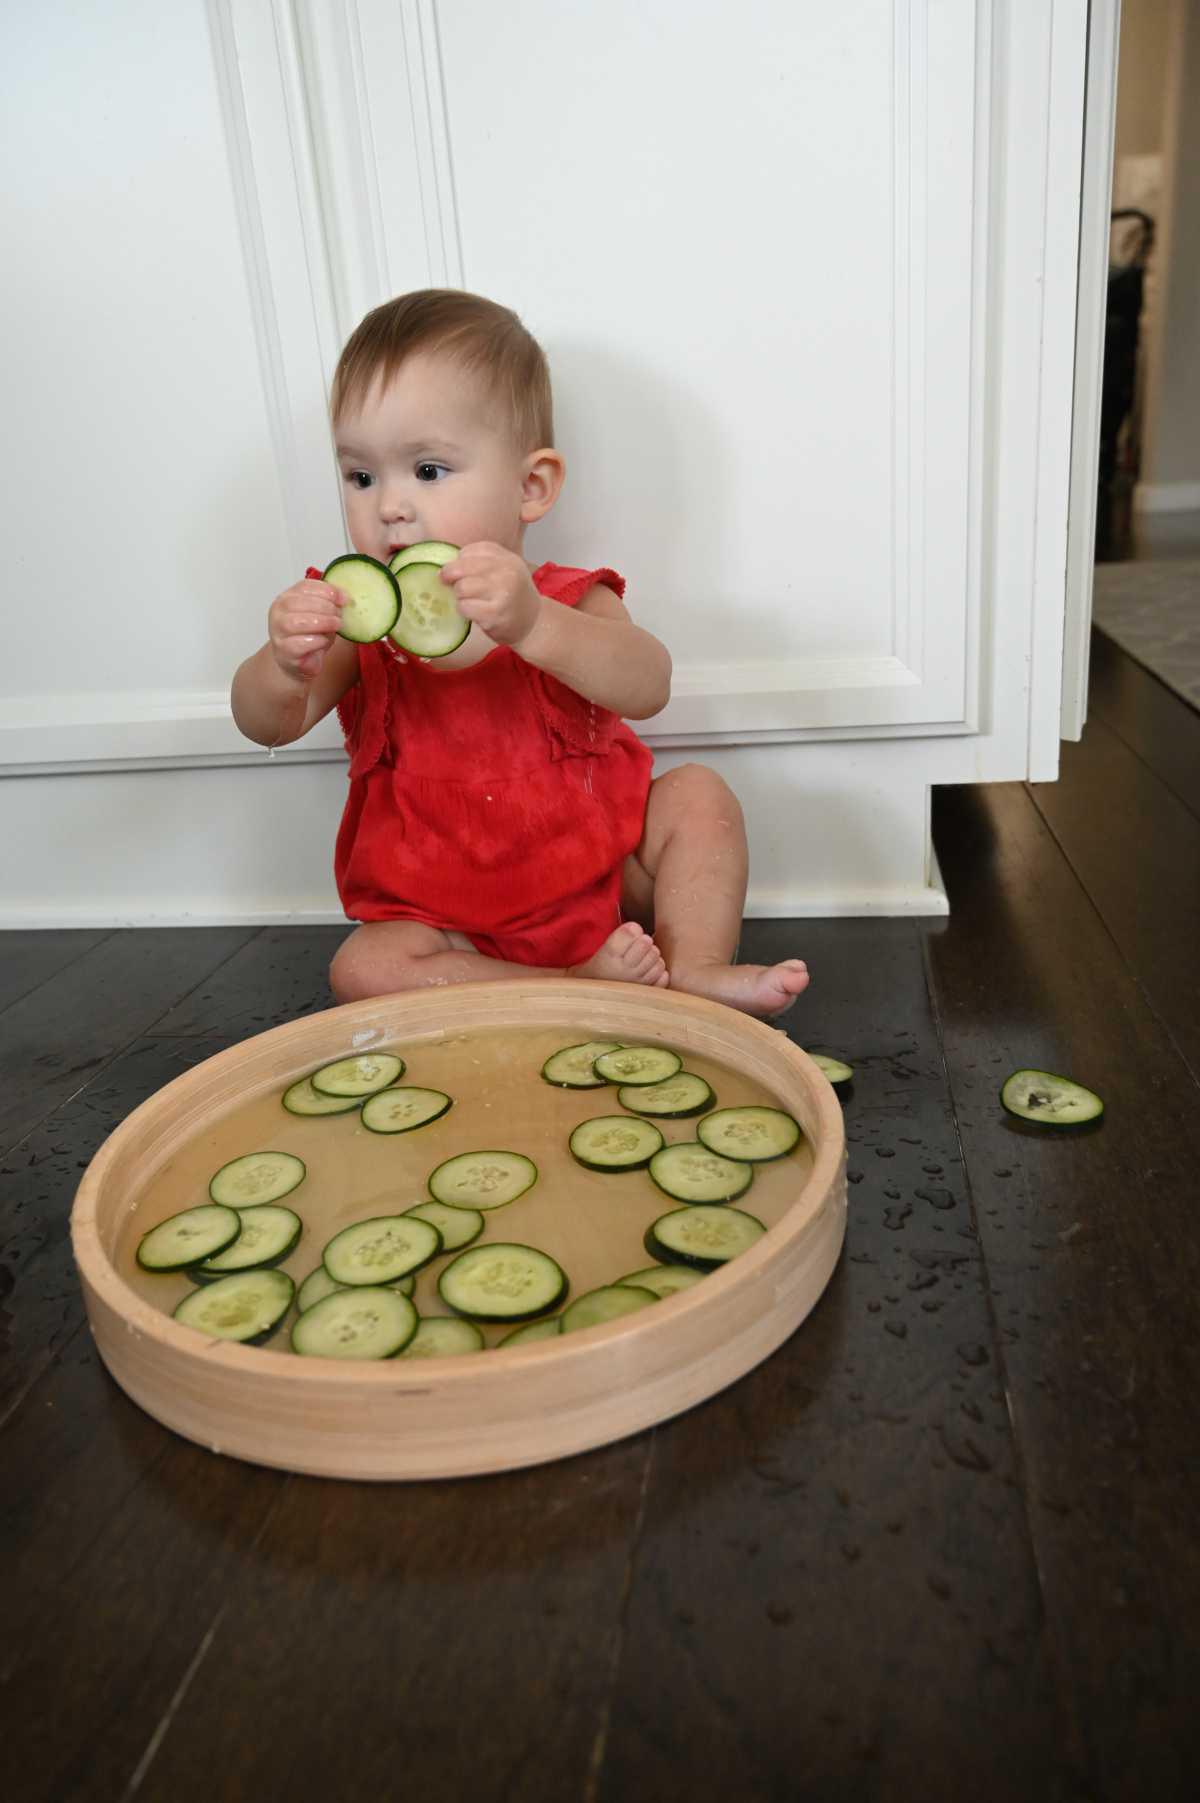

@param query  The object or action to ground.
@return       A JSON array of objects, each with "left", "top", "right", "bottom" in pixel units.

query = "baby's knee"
[
  {"left": 329, "top": 937, "right": 374, "bottom": 1005},
  {"left": 659, "top": 761, "right": 743, "bottom": 824}
]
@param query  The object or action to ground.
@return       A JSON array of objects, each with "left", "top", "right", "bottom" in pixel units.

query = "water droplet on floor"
[
  {"left": 875, "top": 1147, "right": 896, "bottom": 1159},
  {"left": 994, "top": 1168, "right": 1012, "bottom": 1178},
  {"left": 766, "top": 1603, "right": 794, "bottom": 1626},
  {"left": 916, "top": 1187, "right": 956, "bottom": 1211},
  {"left": 847, "top": 1169, "right": 864, "bottom": 1185},
  {"left": 884, "top": 1320, "right": 908, "bottom": 1339},
  {"left": 883, "top": 1203, "right": 912, "bottom": 1231},
  {"left": 956, "top": 1342, "right": 990, "bottom": 1366},
  {"left": 841, "top": 1543, "right": 862, "bottom": 1562},
  {"left": 867, "top": 1300, "right": 882, "bottom": 1313},
  {"left": 927, "top": 1574, "right": 952, "bottom": 1600}
]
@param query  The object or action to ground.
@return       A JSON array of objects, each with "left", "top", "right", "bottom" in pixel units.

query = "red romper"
[{"left": 330, "top": 562, "right": 655, "bottom": 968}]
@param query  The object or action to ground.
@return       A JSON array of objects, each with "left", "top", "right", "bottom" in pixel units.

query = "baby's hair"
[{"left": 331, "top": 288, "right": 554, "bottom": 450}]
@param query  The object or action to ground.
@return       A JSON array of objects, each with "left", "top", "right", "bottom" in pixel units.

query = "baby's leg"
[
  {"left": 330, "top": 919, "right": 667, "bottom": 1005},
  {"left": 624, "top": 764, "right": 810, "bottom": 1019}
]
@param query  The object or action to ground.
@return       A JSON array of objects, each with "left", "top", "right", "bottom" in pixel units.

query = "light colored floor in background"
[{"left": 1091, "top": 508, "right": 1200, "bottom": 710}]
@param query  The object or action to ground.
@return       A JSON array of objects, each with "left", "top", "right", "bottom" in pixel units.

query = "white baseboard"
[{"left": 1134, "top": 480, "right": 1200, "bottom": 514}]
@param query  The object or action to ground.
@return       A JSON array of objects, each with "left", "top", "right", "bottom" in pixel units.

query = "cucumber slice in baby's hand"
[
  {"left": 1000, "top": 1069, "right": 1104, "bottom": 1127},
  {"left": 174, "top": 1268, "right": 294, "bottom": 1345},
  {"left": 389, "top": 557, "right": 469, "bottom": 659},
  {"left": 208, "top": 1150, "right": 305, "bottom": 1208},
  {"left": 324, "top": 553, "right": 401, "bottom": 643},
  {"left": 388, "top": 540, "right": 458, "bottom": 575}
]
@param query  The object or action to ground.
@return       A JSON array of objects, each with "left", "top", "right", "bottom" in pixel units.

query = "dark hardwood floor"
[{"left": 2, "top": 627, "right": 1197, "bottom": 1802}]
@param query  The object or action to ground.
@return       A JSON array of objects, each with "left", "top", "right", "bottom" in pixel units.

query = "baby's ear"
[{"left": 520, "top": 448, "right": 565, "bottom": 523}]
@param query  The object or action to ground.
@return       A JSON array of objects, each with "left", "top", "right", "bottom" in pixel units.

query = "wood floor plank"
[
  {"left": 0, "top": 927, "right": 257, "bottom": 1156},
  {"left": 147, "top": 926, "right": 344, "bottom": 1037},
  {"left": 1088, "top": 628, "right": 1200, "bottom": 820},
  {"left": 0, "top": 928, "right": 110, "bottom": 1016},
  {"left": 1029, "top": 713, "right": 1200, "bottom": 1081},
  {"left": 927, "top": 782, "right": 1200, "bottom": 1800},
  {"left": 596, "top": 918, "right": 1066, "bottom": 1803}
]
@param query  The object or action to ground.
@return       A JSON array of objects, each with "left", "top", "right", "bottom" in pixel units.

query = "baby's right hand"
[{"left": 268, "top": 575, "right": 346, "bottom": 683}]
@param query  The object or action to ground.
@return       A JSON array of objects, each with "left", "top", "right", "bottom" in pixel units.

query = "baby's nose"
[{"left": 377, "top": 482, "right": 413, "bottom": 522}]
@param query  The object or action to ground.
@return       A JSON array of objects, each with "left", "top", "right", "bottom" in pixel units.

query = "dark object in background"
[{"left": 1096, "top": 208, "right": 1155, "bottom": 562}]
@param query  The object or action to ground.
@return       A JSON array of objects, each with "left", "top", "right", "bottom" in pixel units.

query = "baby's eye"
[
  {"left": 415, "top": 461, "right": 449, "bottom": 482},
  {"left": 345, "top": 469, "right": 373, "bottom": 490}
]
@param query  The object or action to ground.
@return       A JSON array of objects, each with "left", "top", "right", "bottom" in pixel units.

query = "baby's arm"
[
  {"left": 231, "top": 575, "right": 359, "bottom": 747},
  {"left": 440, "top": 543, "right": 671, "bottom": 720}
]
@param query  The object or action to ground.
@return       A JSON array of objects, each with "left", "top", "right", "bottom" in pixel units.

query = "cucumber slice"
[
  {"left": 296, "top": 1265, "right": 413, "bottom": 1313},
  {"left": 174, "top": 1269, "right": 294, "bottom": 1344},
  {"left": 403, "top": 1199, "right": 484, "bottom": 1251},
  {"left": 136, "top": 1202, "right": 241, "bottom": 1273},
  {"left": 281, "top": 1076, "right": 362, "bottom": 1117},
  {"left": 616, "top": 1264, "right": 707, "bottom": 1300},
  {"left": 399, "top": 1317, "right": 486, "bottom": 1358},
  {"left": 388, "top": 540, "right": 458, "bottom": 575},
  {"left": 291, "top": 1286, "right": 417, "bottom": 1360},
  {"left": 561, "top": 1284, "right": 658, "bottom": 1335},
  {"left": 322, "top": 1214, "right": 441, "bottom": 1286},
  {"left": 645, "top": 1205, "right": 767, "bottom": 1271},
  {"left": 360, "top": 1086, "right": 452, "bottom": 1134},
  {"left": 324, "top": 553, "right": 401, "bottom": 643},
  {"left": 696, "top": 1106, "right": 801, "bottom": 1162},
  {"left": 541, "top": 1040, "right": 623, "bottom": 1088},
  {"left": 648, "top": 1141, "right": 753, "bottom": 1204},
  {"left": 808, "top": 1053, "right": 854, "bottom": 1087},
  {"left": 192, "top": 1204, "right": 302, "bottom": 1279},
  {"left": 568, "top": 1115, "right": 664, "bottom": 1171},
  {"left": 1000, "top": 1069, "right": 1104, "bottom": 1127},
  {"left": 389, "top": 561, "right": 469, "bottom": 658},
  {"left": 593, "top": 1046, "right": 682, "bottom": 1086},
  {"left": 619, "top": 1072, "right": 715, "bottom": 1119},
  {"left": 438, "top": 1243, "right": 567, "bottom": 1322},
  {"left": 309, "top": 1053, "right": 405, "bottom": 1097},
  {"left": 208, "top": 1150, "right": 305, "bottom": 1208},
  {"left": 426, "top": 1150, "right": 537, "bottom": 1210},
  {"left": 498, "top": 1316, "right": 563, "bottom": 1347}
]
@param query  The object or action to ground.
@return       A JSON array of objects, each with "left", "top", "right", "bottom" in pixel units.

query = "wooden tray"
[{"left": 71, "top": 981, "right": 846, "bottom": 1480}]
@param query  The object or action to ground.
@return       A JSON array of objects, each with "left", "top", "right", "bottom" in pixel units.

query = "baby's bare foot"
[
  {"left": 570, "top": 922, "right": 670, "bottom": 988},
  {"left": 670, "top": 957, "right": 810, "bottom": 1019}
]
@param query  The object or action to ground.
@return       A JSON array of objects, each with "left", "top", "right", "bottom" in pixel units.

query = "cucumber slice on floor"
[
  {"left": 619, "top": 1072, "right": 715, "bottom": 1119},
  {"left": 541, "top": 1040, "right": 624, "bottom": 1088},
  {"left": 192, "top": 1204, "right": 302, "bottom": 1279},
  {"left": 645, "top": 1205, "right": 767, "bottom": 1271},
  {"left": 360, "top": 1086, "right": 452, "bottom": 1134},
  {"left": 809, "top": 1053, "right": 854, "bottom": 1087},
  {"left": 291, "top": 1285, "right": 417, "bottom": 1360},
  {"left": 208, "top": 1150, "right": 305, "bottom": 1208},
  {"left": 561, "top": 1284, "right": 658, "bottom": 1335},
  {"left": 388, "top": 540, "right": 458, "bottom": 575},
  {"left": 389, "top": 560, "right": 469, "bottom": 658},
  {"left": 399, "top": 1316, "right": 486, "bottom": 1358},
  {"left": 403, "top": 1199, "right": 484, "bottom": 1251},
  {"left": 309, "top": 1052, "right": 405, "bottom": 1097},
  {"left": 323, "top": 1214, "right": 441, "bottom": 1286},
  {"left": 324, "top": 553, "right": 400, "bottom": 643},
  {"left": 617, "top": 1264, "right": 707, "bottom": 1300},
  {"left": 296, "top": 1265, "right": 413, "bottom": 1313},
  {"left": 1000, "top": 1069, "right": 1104, "bottom": 1126},
  {"left": 593, "top": 1046, "right": 682, "bottom": 1086},
  {"left": 137, "top": 1202, "right": 241, "bottom": 1273},
  {"left": 174, "top": 1268, "right": 294, "bottom": 1344},
  {"left": 426, "top": 1150, "right": 537, "bottom": 1210},
  {"left": 498, "top": 1316, "right": 563, "bottom": 1347},
  {"left": 281, "top": 1076, "right": 362, "bottom": 1117},
  {"left": 568, "top": 1115, "right": 664, "bottom": 1171},
  {"left": 697, "top": 1105, "right": 801, "bottom": 1162},
  {"left": 438, "top": 1243, "right": 567, "bottom": 1322},
  {"left": 648, "top": 1141, "right": 754, "bottom": 1204}
]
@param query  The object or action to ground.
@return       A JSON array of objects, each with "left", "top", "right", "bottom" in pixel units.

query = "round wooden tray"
[{"left": 71, "top": 981, "right": 846, "bottom": 1480}]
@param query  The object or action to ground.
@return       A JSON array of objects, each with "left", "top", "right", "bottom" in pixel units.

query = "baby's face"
[{"left": 334, "top": 352, "right": 532, "bottom": 563}]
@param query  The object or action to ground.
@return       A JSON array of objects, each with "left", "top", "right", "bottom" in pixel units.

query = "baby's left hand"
[{"left": 439, "top": 543, "right": 543, "bottom": 647}]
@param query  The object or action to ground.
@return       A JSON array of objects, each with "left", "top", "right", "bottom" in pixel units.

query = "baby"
[{"left": 231, "top": 289, "right": 809, "bottom": 1019}]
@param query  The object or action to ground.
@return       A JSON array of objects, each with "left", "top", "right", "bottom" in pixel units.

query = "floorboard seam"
[
  {"left": 1073, "top": 701, "right": 1200, "bottom": 828},
  {"left": 0, "top": 1317, "right": 88, "bottom": 1437},
  {"left": 0, "top": 929, "right": 120, "bottom": 1028},
  {"left": 583, "top": 1432, "right": 657, "bottom": 1803},
  {"left": 139, "top": 925, "right": 270, "bottom": 1037}
]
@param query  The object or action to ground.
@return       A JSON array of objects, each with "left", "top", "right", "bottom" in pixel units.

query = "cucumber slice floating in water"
[
  {"left": 1000, "top": 1069, "right": 1104, "bottom": 1127},
  {"left": 324, "top": 553, "right": 400, "bottom": 643},
  {"left": 399, "top": 1317, "right": 486, "bottom": 1359},
  {"left": 174, "top": 1268, "right": 294, "bottom": 1345},
  {"left": 360, "top": 1086, "right": 452, "bottom": 1134},
  {"left": 645, "top": 1205, "right": 767, "bottom": 1271},
  {"left": 592, "top": 1046, "right": 682, "bottom": 1086},
  {"left": 438, "top": 1243, "right": 567, "bottom": 1322},
  {"left": 497, "top": 1316, "right": 563, "bottom": 1348},
  {"left": 426, "top": 1150, "right": 536, "bottom": 1210},
  {"left": 569, "top": 1115, "right": 664, "bottom": 1171},
  {"left": 618, "top": 1072, "right": 714, "bottom": 1118},
  {"left": 648, "top": 1141, "right": 753, "bottom": 1204},
  {"left": 696, "top": 1106, "right": 801, "bottom": 1162},
  {"left": 291, "top": 1286, "right": 417, "bottom": 1360},
  {"left": 322, "top": 1214, "right": 441, "bottom": 1286},
  {"left": 403, "top": 1199, "right": 485, "bottom": 1250},
  {"left": 560, "top": 1284, "right": 658, "bottom": 1335},
  {"left": 540, "top": 1040, "right": 623, "bottom": 1088},
  {"left": 191, "top": 1204, "right": 302, "bottom": 1279},
  {"left": 389, "top": 556, "right": 470, "bottom": 658},
  {"left": 616, "top": 1264, "right": 707, "bottom": 1300},
  {"left": 296, "top": 1265, "right": 413, "bottom": 1313},
  {"left": 309, "top": 1053, "right": 405, "bottom": 1097},
  {"left": 281, "top": 1077, "right": 362, "bottom": 1117},
  {"left": 208, "top": 1150, "right": 305, "bottom": 1208},
  {"left": 137, "top": 1203, "right": 241, "bottom": 1273}
]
